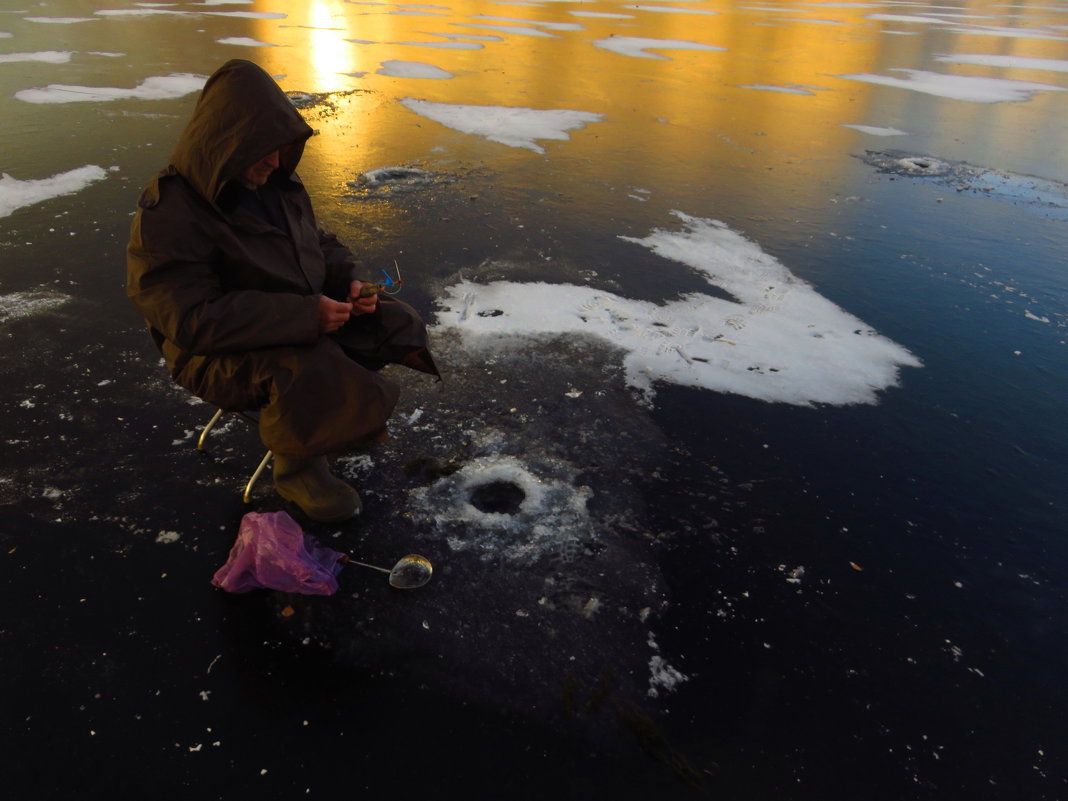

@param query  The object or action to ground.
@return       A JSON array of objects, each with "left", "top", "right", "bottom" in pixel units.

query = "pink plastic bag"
[{"left": 211, "top": 511, "right": 345, "bottom": 595}]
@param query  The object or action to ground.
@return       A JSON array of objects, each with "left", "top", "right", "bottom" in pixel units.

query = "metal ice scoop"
[{"left": 341, "top": 554, "right": 433, "bottom": 589}]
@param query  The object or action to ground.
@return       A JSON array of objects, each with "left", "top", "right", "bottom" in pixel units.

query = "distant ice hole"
[
  {"left": 895, "top": 156, "right": 949, "bottom": 175},
  {"left": 354, "top": 166, "right": 433, "bottom": 186}
]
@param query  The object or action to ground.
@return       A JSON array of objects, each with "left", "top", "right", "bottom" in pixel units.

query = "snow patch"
[
  {"left": 843, "top": 124, "right": 909, "bottom": 136},
  {"left": 0, "top": 290, "right": 71, "bottom": 325},
  {"left": 0, "top": 50, "right": 72, "bottom": 64},
  {"left": 453, "top": 23, "right": 556, "bottom": 37},
  {"left": 0, "top": 165, "right": 108, "bottom": 217},
  {"left": 935, "top": 53, "right": 1068, "bottom": 73},
  {"left": 837, "top": 69, "right": 1066, "bottom": 102},
  {"left": 624, "top": 4, "right": 718, "bottom": 14},
  {"left": 217, "top": 36, "right": 277, "bottom": 46},
  {"left": 399, "top": 98, "right": 602, "bottom": 153},
  {"left": 377, "top": 59, "right": 453, "bottom": 79},
  {"left": 740, "top": 83, "right": 816, "bottom": 94},
  {"left": 593, "top": 36, "right": 725, "bottom": 59},
  {"left": 15, "top": 73, "right": 206, "bottom": 103},
  {"left": 23, "top": 17, "right": 99, "bottom": 24},
  {"left": 433, "top": 212, "right": 922, "bottom": 407}
]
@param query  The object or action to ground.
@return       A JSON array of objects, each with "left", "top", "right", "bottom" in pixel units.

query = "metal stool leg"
[
  {"left": 197, "top": 408, "right": 226, "bottom": 450},
  {"left": 243, "top": 450, "right": 273, "bottom": 503},
  {"left": 197, "top": 407, "right": 272, "bottom": 502}
]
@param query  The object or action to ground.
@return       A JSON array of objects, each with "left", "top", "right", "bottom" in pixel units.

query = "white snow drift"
[
  {"left": 399, "top": 98, "right": 602, "bottom": 153},
  {"left": 433, "top": 212, "right": 922, "bottom": 407}
]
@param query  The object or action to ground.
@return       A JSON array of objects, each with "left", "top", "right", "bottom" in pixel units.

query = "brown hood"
[{"left": 169, "top": 59, "right": 313, "bottom": 204}]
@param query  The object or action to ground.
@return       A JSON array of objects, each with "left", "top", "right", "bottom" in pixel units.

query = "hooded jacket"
[{"left": 126, "top": 59, "right": 364, "bottom": 376}]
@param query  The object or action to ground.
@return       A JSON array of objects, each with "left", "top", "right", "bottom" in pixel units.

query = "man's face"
[{"left": 243, "top": 150, "right": 280, "bottom": 186}]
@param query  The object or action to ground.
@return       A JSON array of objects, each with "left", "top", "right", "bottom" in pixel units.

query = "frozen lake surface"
[{"left": 2, "top": 1, "right": 1066, "bottom": 799}]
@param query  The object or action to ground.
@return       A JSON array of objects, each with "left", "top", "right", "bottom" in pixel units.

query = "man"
[{"left": 127, "top": 59, "right": 438, "bottom": 522}]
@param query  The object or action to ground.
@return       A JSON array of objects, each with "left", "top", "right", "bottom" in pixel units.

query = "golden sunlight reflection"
[
  {"left": 308, "top": 0, "right": 357, "bottom": 84},
  {"left": 243, "top": 0, "right": 1068, "bottom": 223}
]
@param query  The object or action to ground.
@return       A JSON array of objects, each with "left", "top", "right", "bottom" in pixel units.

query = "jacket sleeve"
[
  {"left": 127, "top": 204, "right": 320, "bottom": 355},
  {"left": 318, "top": 228, "right": 372, "bottom": 298}
]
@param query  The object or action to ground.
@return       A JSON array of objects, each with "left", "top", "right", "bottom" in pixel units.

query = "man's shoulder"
[
  {"left": 138, "top": 167, "right": 197, "bottom": 212},
  {"left": 132, "top": 169, "right": 221, "bottom": 256}
]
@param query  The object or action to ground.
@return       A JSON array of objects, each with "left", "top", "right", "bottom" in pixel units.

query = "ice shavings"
[
  {"left": 935, "top": 53, "right": 1068, "bottom": 73},
  {"left": 0, "top": 50, "right": 72, "bottom": 64},
  {"left": 647, "top": 634, "right": 688, "bottom": 698},
  {"left": 15, "top": 73, "right": 206, "bottom": 103},
  {"left": 0, "top": 290, "right": 71, "bottom": 325},
  {"left": 377, "top": 59, "right": 453, "bottom": 78},
  {"left": 843, "top": 124, "right": 909, "bottom": 136},
  {"left": 0, "top": 165, "right": 107, "bottom": 217},
  {"left": 837, "top": 69, "right": 1066, "bottom": 102},
  {"left": 433, "top": 212, "right": 921, "bottom": 407},
  {"left": 399, "top": 98, "right": 602, "bottom": 153},
  {"left": 593, "top": 36, "right": 725, "bottom": 59},
  {"left": 409, "top": 454, "right": 592, "bottom": 564}
]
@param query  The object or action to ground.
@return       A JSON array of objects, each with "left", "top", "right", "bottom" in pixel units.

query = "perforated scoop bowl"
[
  {"left": 342, "top": 553, "right": 433, "bottom": 590},
  {"left": 388, "top": 554, "right": 433, "bottom": 589}
]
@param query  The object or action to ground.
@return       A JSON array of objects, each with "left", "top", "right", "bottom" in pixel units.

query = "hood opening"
[{"left": 169, "top": 59, "right": 314, "bottom": 205}]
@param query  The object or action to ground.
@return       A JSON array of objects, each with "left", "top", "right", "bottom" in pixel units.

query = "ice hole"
[
  {"left": 469, "top": 480, "right": 526, "bottom": 514},
  {"left": 469, "top": 480, "right": 526, "bottom": 515}
]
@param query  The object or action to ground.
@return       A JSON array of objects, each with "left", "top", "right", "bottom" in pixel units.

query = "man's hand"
[
  {"left": 318, "top": 295, "right": 353, "bottom": 334},
  {"left": 347, "top": 280, "right": 380, "bottom": 315}
]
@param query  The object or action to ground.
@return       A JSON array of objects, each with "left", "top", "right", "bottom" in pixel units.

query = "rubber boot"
[{"left": 273, "top": 454, "right": 361, "bottom": 522}]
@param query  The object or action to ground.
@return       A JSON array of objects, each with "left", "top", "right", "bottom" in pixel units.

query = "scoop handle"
[{"left": 339, "top": 555, "right": 391, "bottom": 574}]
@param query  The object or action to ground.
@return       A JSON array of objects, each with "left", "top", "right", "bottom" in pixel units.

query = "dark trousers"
[{"left": 176, "top": 298, "right": 438, "bottom": 458}]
